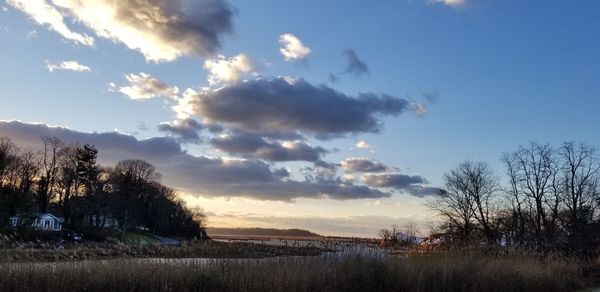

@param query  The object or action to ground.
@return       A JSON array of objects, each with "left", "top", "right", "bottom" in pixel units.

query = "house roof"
[
  {"left": 38, "top": 213, "right": 63, "bottom": 221},
  {"left": 11, "top": 213, "right": 64, "bottom": 221}
]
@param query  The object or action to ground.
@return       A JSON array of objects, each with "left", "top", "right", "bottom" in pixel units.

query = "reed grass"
[{"left": 0, "top": 251, "right": 592, "bottom": 292}]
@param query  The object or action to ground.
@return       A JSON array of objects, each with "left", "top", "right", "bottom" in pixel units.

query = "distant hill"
[{"left": 206, "top": 227, "right": 321, "bottom": 238}]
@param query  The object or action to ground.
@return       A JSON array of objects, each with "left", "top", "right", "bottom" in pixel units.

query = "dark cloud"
[
  {"left": 363, "top": 173, "right": 426, "bottom": 189},
  {"left": 340, "top": 158, "right": 393, "bottom": 173},
  {"left": 314, "top": 160, "right": 337, "bottom": 170},
  {"left": 343, "top": 49, "right": 369, "bottom": 77},
  {"left": 362, "top": 173, "right": 439, "bottom": 197},
  {"left": 158, "top": 118, "right": 204, "bottom": 143},
  {"left": 210, "top": 131, "right": 327, "bottom": 162},
  {"left": 0, "top": 120, "right": 388, "bottom": 201},
  {"left": 182, "top": 77, "right": 411, "bottom": 138}
]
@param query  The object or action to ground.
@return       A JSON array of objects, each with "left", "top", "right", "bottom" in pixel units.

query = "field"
[
  {"left": 1, "top": 233, "right": 599, "bottom": 291},
  {"left": 0, "top": 250, "right": 594, "bottom": 292}
]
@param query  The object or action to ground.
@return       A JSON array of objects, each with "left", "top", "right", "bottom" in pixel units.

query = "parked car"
[{"left": 65, "top": 232, "right": 82, "bottom": 242}]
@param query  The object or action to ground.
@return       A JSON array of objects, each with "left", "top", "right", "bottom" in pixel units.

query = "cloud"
[
  {"left": 340, "top": 158, "right": 392, "bottom": 173},
  {"left": 363, "top": 173, "right": 439, "bottom": 197},
  {"left": 26, "top": 30, "right": 38, "bottom": 38},
  {"left": 157, "top": 118, "right": 204, "bottom": 143},
  {"left": 355, "top": 140, "right": 372, "bottom": 150},
  {"left": 204, "top": 54, "right": 254, "bottom": 85},
  {"left": 179, "top": 77, "right": 412, "bottom": 138},
  {"left": 210, "top": 131, "right": 327, "bottom": 162},
  {"left": 343, "top": 49, "right": 369, "bottom": 77},
  {"left": 430, "top": 0, "right": 466, "bottom": 7},
  {"left": 411, "top": 88, "right": 440, "bottom": 116},
  {"left": 110, "top": 72, "right": 179, "bottom": 101},
  {"left": 279, "top": 33, "right": 311, "bottom": 61},
  {"left": 413, "top": 102, "right": 427, "bottom": 116},
  {"left": 45, "top": 60, "right": 91, "bottom": 72},
  {"left": 0, "top": 120, "right": 389, "bottom": 201},
  {"left": 328, "top": 73, "right": 339, "bottom": 83},
  {"left": 7, "top": 0, "right": 94, "bottom": 46},
  {"left": 13, "top": 0, "right": 235, "bottom": 62}
]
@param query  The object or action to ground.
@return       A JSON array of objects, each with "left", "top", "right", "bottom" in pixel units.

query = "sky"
[{"left": 0, "top": 0, "right": 599, "bottom": 237}]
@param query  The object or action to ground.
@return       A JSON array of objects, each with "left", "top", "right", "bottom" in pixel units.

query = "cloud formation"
[
  {"left": 110, "top": 72, "right": 179, "bottom": 101},
  {"left": 363, "top": 173, "right": 439, "bottom": 197},
  {"left": 430, "top": 0, "right": 466, "bottom": 7},
  {"left": 45, "top": 60, "right": 91, "bottom": 72},
  {"left": 279, "top": 33, "right": 311, "bottom": 61},
  {"left": 355, "top": 140, "right": 372, "bottom": 150},
  {"left": 343, "top": 49, "right": 369, "bottom": 76},
  {"left": 157, "top": 118, "right": 204, "bottom": 143},
  {"left": 178, "top": 77, "right": 412, "bottom": 138},
  {"left": 0, "top": 120, "right": 390, "bottom": 201},
  {"left": 204, "top": 54, "right": 254, "bottom": 85},
  {"left": 340, "top": 158, "right": 392, "bottom": 173},
  {"left": 7, "top": 0, "right": 94, "bottom": 46},
  {"left": 211, "top": 132, "right": 327, "bottom": 162},
  {"left": 11, "top": 0, "right": 235, "bottom": 62}
]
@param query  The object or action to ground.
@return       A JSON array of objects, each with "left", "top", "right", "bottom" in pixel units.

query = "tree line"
[
  {"left": 0, "top": 136, "right": 205, "bottom": 239},
  {"left": 428, "top": 142, "right": 600, "bottom": 256}
]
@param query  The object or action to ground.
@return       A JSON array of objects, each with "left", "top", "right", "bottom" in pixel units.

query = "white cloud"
[
  {"left": 279, "top": 33, "right": 311, "bottom": 61},
  {"left": 413, "top": 102, "right": 427, "bottom": 116},
  {"left": 7, "top": 0, "right": 94, "bottom": 46},
  {"left": 2, "top": 6, "right": 9, "bottom": 12},
  {"left": 355, "top": 140, "right": 372, "bottom": 150},
  {"left": 45, "top": 60, "right": 91, "bottom": 72},
  {"left": 49, "top": 0, "right": 234, "bottom": 63},
  {"left": 430, "top": 0, "right": 466, "bottom": 7},
  {"left": 110, "top": 72, "right": 179, "bottom": 101},
  {"left": 26, "top": 29, "right": 38, "bottom": 38},
  {"left": 204, "top": 54, "right": 254, "bottom": 85}
]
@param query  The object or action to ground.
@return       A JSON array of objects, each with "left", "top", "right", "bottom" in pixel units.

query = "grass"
[
  {"left": 0, "top": 241, "right": 323, "bottom": 263},
  {"left": 0, "top": 252, "right": 592, "bottom": 292},
  {"left": 121, "top": 231, "right": 159, "bottom": 244}
]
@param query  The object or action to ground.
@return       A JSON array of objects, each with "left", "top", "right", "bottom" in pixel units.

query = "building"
[{"left": 9, "top": 213, "right": 64, "bottom": 231}]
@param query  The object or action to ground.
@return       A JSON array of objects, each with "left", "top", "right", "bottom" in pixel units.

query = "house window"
[{"left": 44, "top": 220, "right": 50, "bottom": 229}]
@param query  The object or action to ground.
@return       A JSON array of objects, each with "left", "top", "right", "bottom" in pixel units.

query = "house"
[
  {"left": 9, "top": 213, "right": 64, "bottom": 231},
  {"left": 83, "top": 214, "right": 119, "bottom": 229}
]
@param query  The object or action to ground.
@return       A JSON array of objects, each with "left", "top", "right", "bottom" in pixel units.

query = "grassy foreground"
[
  {"left": 0, "top": 253, "right": 594, "bottom": 292},
  {"left": 0, "top": 241, "right": 322, "bottom": 262}
]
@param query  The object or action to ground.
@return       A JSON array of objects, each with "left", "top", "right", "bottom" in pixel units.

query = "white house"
[
  {"left": 9, "top": 213, "right": 64, "bottom": 231},
  {"left": 84, "top": 214, "right": 119, "bottom": 229}
]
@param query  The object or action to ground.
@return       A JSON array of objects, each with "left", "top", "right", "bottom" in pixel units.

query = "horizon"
[{"left": 1, "top": 0, "right": 600, "bottom": 237}]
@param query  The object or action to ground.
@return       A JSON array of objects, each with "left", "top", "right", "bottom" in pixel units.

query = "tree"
[
  {"left": 503, "top": 143, "right": 560, "bottom": 250},
  {"left": 378, "top": 224, "right": 400, "bottom": 244},
  {"left": 0, "top": 137, "right": 17, "bottom": 188},
  {"left": 56, "top": 145, "right": 80, "bottom": 222},
  {"left": 428, "top": 161, "right": 499, "bottom": 245},
  {"left": 36, "top": 136, "right": 63, "bottom": 213},
  {"left": 558, "top": 142, "right": 600, "bottom": 252}
]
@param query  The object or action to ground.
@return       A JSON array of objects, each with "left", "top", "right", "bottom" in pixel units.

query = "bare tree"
[
  {"left": 114, "top": 159, "right": 161, "bottom": 183},
  {"left": 505, "top": 142, "right": 560, "bottom": 250},
  {"left": 0, "top": 137, "right": 17, "bottom": 188},
  {"left": 428, "top": 161, "right": 499, "bottom": 244},
  {"left": 501, "top": 153, "right": 527, "bottom": 245},
  {"left": 56, "top": 145, "right": 80, "bottom": 222},
  {"left": 559, "top": 142, "right": 600, "bottom": 249},
  {"left": 36, "top": 136, "right": 63, "bottom": 213},
  {"left": 378, "top": 224, "right": 400, "bottom": 244}
]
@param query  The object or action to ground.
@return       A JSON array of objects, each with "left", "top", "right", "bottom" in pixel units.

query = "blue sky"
[{"left": 1, "top": 0, "right": 599, "bottom": 236}]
